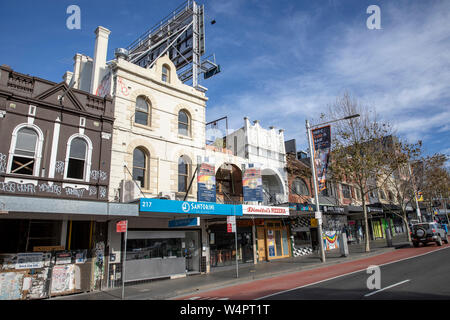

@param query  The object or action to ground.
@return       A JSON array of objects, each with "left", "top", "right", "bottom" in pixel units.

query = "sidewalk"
[{"left": 54, "top": 234, "right": 410, "bottom": 300}]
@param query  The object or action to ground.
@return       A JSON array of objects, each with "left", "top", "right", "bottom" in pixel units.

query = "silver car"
[{"left": 411, "top": 222, "right": 449, "bottom": 247}]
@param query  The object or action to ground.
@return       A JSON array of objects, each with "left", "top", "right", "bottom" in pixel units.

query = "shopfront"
[
  {"left": 133, "top": 198, "right": 241, "bottom": 279},
  {"left": 208, "top": 218, "right": 260, "bottom": 268},
  {"left": 241, "top": 205, "right": 291, "bottom": 261},
  {"left": 0, "top": 195, "right": 138, "bottom": 300},
  {"left": 289, "top": 203, "right": 315, "bottom": 256}
]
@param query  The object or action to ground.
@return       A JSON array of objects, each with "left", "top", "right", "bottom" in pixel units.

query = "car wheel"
[{"left": 436, "top": 236, "right": 442, "bottom": 246}]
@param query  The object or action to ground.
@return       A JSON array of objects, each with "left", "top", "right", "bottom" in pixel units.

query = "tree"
[
  {"left": 416, "top": 153, "right": 450, "bottom": 220},
  {"left": 382, "top": 138, "right": 422, "bottom": 243},
  {"left": 326, "top": 93, "right": 406, "bottom": 252}
]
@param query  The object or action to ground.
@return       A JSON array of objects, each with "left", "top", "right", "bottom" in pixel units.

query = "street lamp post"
[
  {"left": 306, "top": 114, "right": 360, "bottom": 263},
  {"left": 306, "top": 119, "right": 326, "bottom": 262}
]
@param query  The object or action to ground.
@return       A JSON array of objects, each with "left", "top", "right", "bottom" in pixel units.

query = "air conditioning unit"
[
  {"left": 158, "top": 192, "right": 175, "bottom": 200},
  {"left": 119, "top": 180, "right": 141, "bottom": 203}
]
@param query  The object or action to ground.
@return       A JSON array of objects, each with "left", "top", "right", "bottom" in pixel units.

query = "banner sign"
[
  {"left": 140, "top": 198, "right": 242, "bottom": 216},
  {"left": 168, "top": 217, "right": 200, "bottom": 228},
  {"left": 243, "top": 166, "right": 263, "bottom": 202},
  {"left": 197, "top": 163, "right": 216, "bottom": 203},
  {"left": 241, "top": 205, "right": 289, "bottom": 216},
  {"left": 312, "top": 125, "right": 331, "bottom": 192}
]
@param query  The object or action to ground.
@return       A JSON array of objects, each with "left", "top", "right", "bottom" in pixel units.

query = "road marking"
[
  {"left": 364, "top": 279, "right": 410, "bottom": 297},
  {"left": 256, "top": 246, "right": 450, "bottom": 300}
]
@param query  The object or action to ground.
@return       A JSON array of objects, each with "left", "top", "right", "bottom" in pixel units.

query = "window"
[
  {"left": 162, "top": 64, "right": 170, "bottom": 83},
  {"left": 178, "top": 156, "right": 189, "bottom": 192},
  {"left": 292, "top": 178, "right": 309, "bottom": 196},
  {"left": 67, "top": 138, "right": 87, "bottom": 179},
  {"left": 135, "top": 96, "right": 150, "bottom": 126},
  {"left": 379, "top": 189, "right": 386, "bottom": 200},
  {"left": 388, "top": 191, "right": 394, "bottom": 202},
  {"left": 178, "top": 110, "right": 190, "bottom": 136},
  {"left": 342, "top": 184, "right": 351, "bottom": 199},
  {"left": 10, "top": 127, "right": 39, "bottom": 175},
  {"left": 133, "top": 148, "right": 147, "bottom": 188}
]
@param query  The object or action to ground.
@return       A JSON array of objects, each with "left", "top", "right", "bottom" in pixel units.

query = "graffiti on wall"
[
  {"left": 0, "top": 181, "right": 107, "bottom": 199},
  {"left": 55, "top": 161, "right": 65, "bottom": 175},
  {"left": 90, "top": 170, "right": 107, "bottom": 181},
  {"left": 0, "top": 153, "right": 7, "bottom": 174}
]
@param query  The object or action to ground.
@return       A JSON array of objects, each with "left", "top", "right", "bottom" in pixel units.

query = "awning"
[{"left": 0, "top": 195, "right": 139, "bottom": 217}]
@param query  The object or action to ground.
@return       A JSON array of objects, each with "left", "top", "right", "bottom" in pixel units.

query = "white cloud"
[{"left": 207, "top": 0, "right": 450, "bottom": 152}]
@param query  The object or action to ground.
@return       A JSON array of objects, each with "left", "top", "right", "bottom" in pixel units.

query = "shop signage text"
[
  {"left": 140, "top": 198, "right": 242, "bottom": 216},
  {"left": 241, "top": 205, "right": 289, "bottom": 216},
  {"left": 168, "top": 217, "right": 200, "bottom": 228}
]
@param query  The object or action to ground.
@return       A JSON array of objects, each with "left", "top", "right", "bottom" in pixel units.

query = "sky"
[{"left": 0, "top": 0, "right": 449, "bottom": 160}]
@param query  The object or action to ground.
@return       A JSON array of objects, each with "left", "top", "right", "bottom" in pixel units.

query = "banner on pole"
[
  {"left": 312, "top": 125, "right": 331, "bottom": 192},
  {"left": 243, "top": 165, "right": 263, "bottom": 202}
]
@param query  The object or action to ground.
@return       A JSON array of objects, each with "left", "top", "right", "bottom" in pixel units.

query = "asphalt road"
[{"left": 264, "top": 246, "right": 450, "bottom": 300}]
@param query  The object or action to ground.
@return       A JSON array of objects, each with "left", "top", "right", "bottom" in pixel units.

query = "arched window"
[
  {"left": 292, "top": 178, "right": 309, "bottom": 196},
  {"left": 178, "top": 110, "right": 190, "bottom": 136},
  {"left": 178, "top": 156, "right": 189, "bottom": 192},
  {"left": 133, "top": 148, "right": 147, "bottom": 188},
  {"left": 162, "top": 64, "right": 170, "bottom": 83},
  {"left": 67, "top": 138, "right": 87, "bottom": 180},
  {"left": 10, "top": 127, "right": 39, "bottom": 175},
  {"left": 135, "top": 96, "right": 150, "bottom": 126}
]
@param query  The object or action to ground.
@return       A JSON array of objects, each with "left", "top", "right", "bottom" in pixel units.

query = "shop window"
[
  {"left": 135, "top": 96, "right": 150, "bottom": 126},
  {"left": 10, "top": 127, "right": 39, "bottom": 175},
  {"left": 293, "top": 178, "right": 309, "bottom": 196},
  {"left": 178, "top": 156, "right": 189, "bottom": 192},
  {"left": 66, "top": 138, "right": 87, "bottom": 180},
  {"left": 0, "top": 219, "right": 62, "bottom": 253},
  {"left": 133, "top": 147, "right": 148, "bottom": 188},
  {"left": 127, "top": 238, "right": 182, "bottom": 260},
  {"left": 178, "top": 110, "right": 190, "bottom": 136}
]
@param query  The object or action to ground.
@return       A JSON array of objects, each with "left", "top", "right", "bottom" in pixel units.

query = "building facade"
[{"left": 0, "top": 64, "right": 137, "bottom": 300}]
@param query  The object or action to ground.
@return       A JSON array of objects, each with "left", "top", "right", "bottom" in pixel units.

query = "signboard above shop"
[
  {"left": 241, "top": 205, "right": 289, "bottom": 216},
  {"left": 140, "top": 198, "right": 242, "bottom": 216}
]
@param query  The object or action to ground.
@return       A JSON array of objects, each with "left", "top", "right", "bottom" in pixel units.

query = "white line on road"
[
  {"left": 364, "top": 279, "right": 411, "bottom": 297},
  {"left": 256, "top": 246, "right": 450, "bottom": 300}
]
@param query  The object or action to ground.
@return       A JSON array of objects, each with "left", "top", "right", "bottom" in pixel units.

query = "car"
[{"left": 411, "top": 222, "right": 448, "bottom": 247}]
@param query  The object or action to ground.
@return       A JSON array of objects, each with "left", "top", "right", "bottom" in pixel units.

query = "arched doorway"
[
  {"left": 261, "top": 168, "right": 286, "bottom": 205},
  {"left": 215, "top": 163, "right": 243, "bottom": 204}
]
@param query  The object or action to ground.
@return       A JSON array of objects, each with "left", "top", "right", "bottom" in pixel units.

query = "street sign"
[
  {"left": 116, "top": 220, "right": 128, "bottom": 233},
  {"left": 227, "top": 216, "right": 236, "bottom": 233}
]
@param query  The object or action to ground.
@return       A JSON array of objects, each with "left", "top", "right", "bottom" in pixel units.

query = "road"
[
  {"left": 264, "top": 246, "right": 450, "bottom": 300},
  {"left": 177, "top": 242, "right": 450, "bottom": 300}
]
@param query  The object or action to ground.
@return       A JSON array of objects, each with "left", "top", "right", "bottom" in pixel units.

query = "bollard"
[{"left": 339, "top": 233, "right": 349, "bottom": 257}]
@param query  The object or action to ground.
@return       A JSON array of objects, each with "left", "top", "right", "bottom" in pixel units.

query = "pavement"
[{"left": 54, "top": 234, "right": 411, "bottom": 300}]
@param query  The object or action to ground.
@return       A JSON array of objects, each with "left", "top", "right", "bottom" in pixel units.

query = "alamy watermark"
[
  {"left": 366, "top": 5, "right": 381, "bottom": 30},
  {"left": 66, "top": 5, "right": 81, "bottom": 30},
  {"left": 366, "top": 265, "right": 381, "bottom": 290}
]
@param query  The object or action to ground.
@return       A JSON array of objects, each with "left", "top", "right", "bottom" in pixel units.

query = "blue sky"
[{"left": 1, "top": 0, "right": 449, "bottom": 160}]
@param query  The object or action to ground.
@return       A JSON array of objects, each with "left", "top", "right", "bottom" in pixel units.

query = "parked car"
[{"left": 411, "top": 222, "right": 448, "bottom": 247}]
